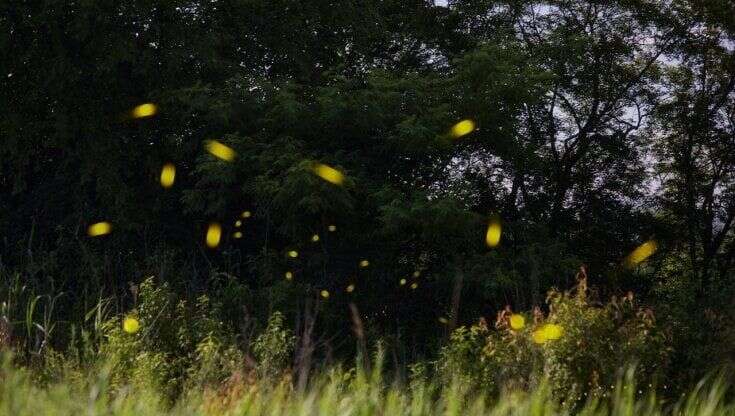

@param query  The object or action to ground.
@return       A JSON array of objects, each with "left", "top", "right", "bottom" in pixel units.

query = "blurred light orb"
[
  {"left": 160, "top": 163, "right": 176, "bottom": 188},
  {"left": 205, "top": 140, "right": 236, "bottom": 162},
  {"left": 438, "top": 317, "right": 449, "bottom": 325},
  {"left": 346, "top": 284, "right": 355, "bottom": 293},
  {"left": 123, "top": 317, "right": 140, "bottom": 334},
  {"left": 288, "top": 250, "right": 299, "bottom": 258},
  {"left": 542, "top": 323, "right": 563, "bottom": 340},
  {"left": 486, "top": 215, "right": 502, "bottom": 247},
  {"left": 328, "top": 225, "right": 337, "bottom": 232},
  {"left": 87, "top": 222, "right": 112, "bottom": 237},
  {"left": 400, "top": 278, "right": 407, "bottom": 286},
  {"left": 241, "top": 211, "right": 252, "bottom": 218},
  {"left": 510, "top": 314, "right": 526, "bottom": 330},
  {"left": 359, "top": 260, "right": 369, "bottom": 268},
  {"left": 320, "top": 290, "right": 330, "bottom": 299},
  {"left": 285, "top": 271, "right": 293, "bottom": 280},
  {"left": 233, "top": 231, "right": 243, "bottom": 239},
  {"left": 532, "top": 329, "right": 547, "bottom": 344},
  {"left": 410, "top": 282, "right": 418, "bottom": 290},
  {"left": 206, "top": 223, "right": 222, "bottom": 248},
  {"left": 235, "top": 220, "right": 242, "bottom": 227},
  {"left": 131, "top": 103, "right": 157, "bottom": 119},
  {"left": 624, "top": 240, "right": 658, "bottom": 268},
  {"left": 450, "top": 119, "right": 476, "bottom": 138},
  {"left": 413, "top": 271, "right": 421, "bottom": 278},
  {"left": 311, "top": 234, "right": 320, "bottom": 242},
  {"left": 313, "top": 163, "right": 344, "bottom": 185}
]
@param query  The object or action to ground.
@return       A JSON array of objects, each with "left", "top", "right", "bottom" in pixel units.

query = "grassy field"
[{"left": 1, "top": 356, "right": 732, "bottom": 416}]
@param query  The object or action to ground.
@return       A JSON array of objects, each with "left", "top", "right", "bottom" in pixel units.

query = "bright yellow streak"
[
  {"left": 359, "top": 260, "right": 369, "bottom": 268},
  {"left": 346, "top": 284, "right": 355, "bottom": 293},
  {"left": 311, "top": 234, "right": 320, "bottom": 242},
  {"left": 131, "top": 103, "right": 157, "bottom": 118},
  {"left": 205, "top": 140, "right": 236, "bottom": 162},
  {"left": 285, "top": 271, "right": 293, "bottom": 280},
  {"left": 241, "top": 211, "right": 252, "bottom": 218},
  {"left": 450, "top": 119, "right": 475, "bottom": 138},
  {"left": 542, "top": 324, "right": 563, "bottom": 340},
  {"left": 233, "top": 231, "right": 243, "bottom": 239},
  {"left": 320, "top": 290, "right": 330, "bottom": 299},
  {"left": 485, "top": 216, "right": 502, "bottom": 247},
  {"left": 288, "top": 250, "right": 299, "bottom": 258},
  {"left": 160, "top": 163, "right": 175, "bottom": 188},
  {"left": 624, "top": 240, "right": 658, "bottom": 268},
  {"left": 509, "top": 314, "right": 525, "bottom": 330},
  {"left": 313, "top": 163, "right": 344, "bottom": 185},
  {"left": 206, "top": 223, "right": 222, "bottom": 248},
  {"left": 410, "top": 282, "right": 418, "bottom": 290},
  {"left": 87, "top": 222, "right": 112, "bottom": 237},
  {"left": 123, "top": 317, "right": 140, "bottom": 334},
  {"left": 400, "top": 278, "right": 407, "bottom": 286},
  {"left": 328, "top": 225, "right": 337, "bottom": 232}
]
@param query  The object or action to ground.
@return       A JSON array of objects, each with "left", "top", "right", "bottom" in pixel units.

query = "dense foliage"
[{"left": 2, "top": 0, "right": 735, "bottom": 404}]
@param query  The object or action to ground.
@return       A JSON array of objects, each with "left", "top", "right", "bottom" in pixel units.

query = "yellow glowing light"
[
  {"left": 509, "top": 314, "right": 526, "bottom": 330},
  {"left": 438, "top": 317, "right": 449, "bottom": 325},
  {"left": 413, "top": 271, "right": 421, "bottom": 278},
  {"left": 328, "top": 225, "right": 337, "bottom": 232},
  {"left": 485, "top": 215, "right": 502, "bottom": 248},
  {"left": 400, "top": 278, "right": 407, "bottom": 286},
  {"left": 235, "top": 220, "right": 242, "bottom": 227},
  {"left": 288, "top": 250, "right": 299, "bottom": 258},
  {"left": 131, "top": 103, "right": 157, "bottom": 119},
  {"left": 346, "top": 284, "right": 355, "bottom": 293},
  {"left": 311, "top": 234, "right": 320, "bottom": 242},
  {"left": 160, "top": 163, "right": 176, "bottom": 188},
  {"left": 624, "top": 240, "right": 658, "bottom": 268},
  {"left": 410, "top": 282, "right": 418, "bottom": 290},
  {"left": 233, "top": 231, "right": 243, "bottom": 239},
  {"left": 359, "top": 260, "right": 369, "bottom": 268},
  {"left": 542, "top": 324, "right": 563, "bottom": 340},
  {"left": 241, "top": 211, "right": 252, "bottom": 218},
  {"left": 123, "top": 317, "right": 140, "bottom": 334},
  {"left": 450, "top": 119, "right": 476, "bottom": 138},
  {"left": 205, "top": 140, "right": 236, "bottom": 162},
  {"left": 532, "top": 329, "right": 547, "bottom": 344},
  {"left": 320, "top": 290, "right": 330, "bottom": 299},
  {"left": 87, "top": 222, "right": 112, "bottom": 237},
  {"left": 313, "top": 163, "right": 344, "bottom": 185},
  {"left": 206, "top": 223, "right": 222, "bottom": 248},
  {"left": 285, "top": 271, "right": 293, "bottom": 280}
]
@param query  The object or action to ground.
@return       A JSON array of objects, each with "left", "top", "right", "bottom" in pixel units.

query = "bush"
[
  {"left": 251, "top": 311, "right": 295, "bottom": 380},
  {"left": 438, "top": 284, "right": 670, "bottom": 403},
  {"left": 99, "top": 277, "right": 242, "bottom": 400}
]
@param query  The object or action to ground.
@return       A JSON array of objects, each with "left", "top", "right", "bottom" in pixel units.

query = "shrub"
[
  {"left": 438, "top": 284, "right": 670, "bottom": 402},
  {"left": 251, "top": 311, "right": 295, "bottom": 380},
  {"left": 99, "top": 277, "right": 242, "bottom": 400}
]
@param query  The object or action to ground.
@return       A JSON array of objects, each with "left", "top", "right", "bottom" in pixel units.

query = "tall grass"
[{"left": 1, "top": 354, "right": 733, "bottom": 416}]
